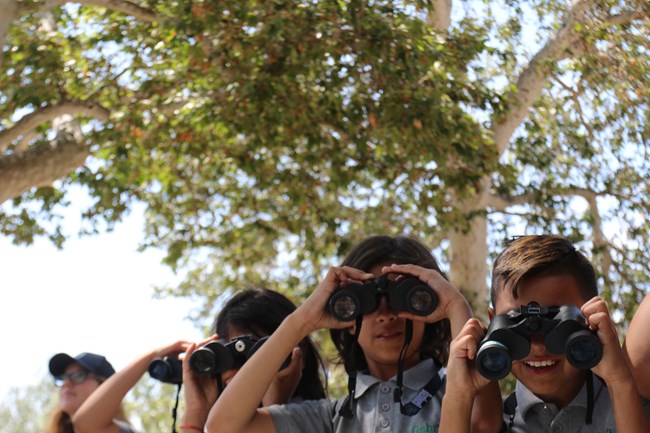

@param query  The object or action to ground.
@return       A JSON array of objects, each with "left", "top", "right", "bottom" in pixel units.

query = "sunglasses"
[{"left": 54, "top": 370, "right": 93, "bottom": 387}]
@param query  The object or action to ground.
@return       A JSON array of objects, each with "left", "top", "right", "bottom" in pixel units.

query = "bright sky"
[{"left": 0, "top": 196, "right": 205, "bottom": 402}]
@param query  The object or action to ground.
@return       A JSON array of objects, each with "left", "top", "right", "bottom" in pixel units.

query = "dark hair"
[
  {"left": 213, "top": 288, "right": 327, "bottom": 400},
  {"left": 329, "top": 235, "right": 451, "bottom": 372},
  {"left": 490, "top": 235, "right": 598, "bottom": 309}
]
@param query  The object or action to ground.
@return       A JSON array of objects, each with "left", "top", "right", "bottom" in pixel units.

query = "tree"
[
  {"left": 1, "top": 0, "right": 648, "bottom": 325},
  {"left": 0, "top": 379, "right": 55, "bottom": 433}
]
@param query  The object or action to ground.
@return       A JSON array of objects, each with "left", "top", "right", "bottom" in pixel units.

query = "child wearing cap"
[
  {"left": 439, "top": 234, "right": 650, "bottom": 433},
  {"left": 46, "top": 352, "right": 136, "bottom": 433},
  {"left": 71, "top": 342, "right": 189, "bottom": 433}
]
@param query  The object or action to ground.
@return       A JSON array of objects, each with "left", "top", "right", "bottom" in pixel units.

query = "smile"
[{"left": 523, "top": 359, "right": 558, "bottom": 368}]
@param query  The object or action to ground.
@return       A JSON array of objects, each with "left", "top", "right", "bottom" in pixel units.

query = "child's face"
[
  {"left": 352, "top": 263, "right": 426, "bottom": 381},
  {"left": 493, "top": 274, "right": 589, "bottom": 407}
]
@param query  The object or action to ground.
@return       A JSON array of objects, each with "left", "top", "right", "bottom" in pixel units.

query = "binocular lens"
[
  {"left": 566, "top": 333, "right": 602, "bottom": 369},
  {"left": 408, "top": 289, "right": 435, "bottom": 315},
  {"left": 331, "top": 294, "right": 357, "bottom": 322},
  {"left": 149, "top": 360, "right": 171, "bottom": 380},
  {"left": 477, "top": 341, "right": 511, "bottom": 381},
  {"left": 189, "top": 350, "right": 216, "bottom": 375}
]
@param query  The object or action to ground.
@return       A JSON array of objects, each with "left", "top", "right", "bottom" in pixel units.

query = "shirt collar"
[
  {"left": 353, "top": 358, "right": 440, "bottom": 400},
  {"left": 514, "top": 371, "right": 603, "bottom": 417}
]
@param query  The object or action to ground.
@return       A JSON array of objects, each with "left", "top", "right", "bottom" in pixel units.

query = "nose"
[
  {"left": 375, "top": 296, "right": 398, "bottom": 322},
  {"left": 528, "top": 333, "right": 548, "bottom": 355}
]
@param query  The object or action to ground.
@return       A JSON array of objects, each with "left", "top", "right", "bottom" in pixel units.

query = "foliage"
[
  {"left": 0, "top": 379, "right": 57, "bottom": 433},
  {"left": 1, "top": 1, "right": 648, "bottom": 345}
]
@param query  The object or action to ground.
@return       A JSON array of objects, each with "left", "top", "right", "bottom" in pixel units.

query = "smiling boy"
[{"left": 439, "top": 234, "right": 650, "bottom": 433}]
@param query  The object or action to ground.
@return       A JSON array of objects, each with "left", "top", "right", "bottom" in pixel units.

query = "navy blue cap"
[{"left": 49, "top": 352, "right": 116, "bottom": 378}]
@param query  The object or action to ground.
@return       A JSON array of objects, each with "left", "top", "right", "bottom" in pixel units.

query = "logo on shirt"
[{"left": 411, "top": 423, "right": 439, "bottom": 433}]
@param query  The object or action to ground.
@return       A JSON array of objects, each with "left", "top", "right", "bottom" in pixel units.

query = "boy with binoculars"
[{"left": 439, "top": 234, "right": 650, "bottom": 433}]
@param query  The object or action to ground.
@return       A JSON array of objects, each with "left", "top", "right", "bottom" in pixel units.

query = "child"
[
  {"left": 46, "top": 352, "right": 136, "bottom": 433},
  {"left": 206, "top": 235, "right": 502, "bottom": 433},
  {"left": 73, "top": 288, "right": 327, "bottom": 433},
  {"left": 440, "top": 234, "right": 650, "bottom": 433}
]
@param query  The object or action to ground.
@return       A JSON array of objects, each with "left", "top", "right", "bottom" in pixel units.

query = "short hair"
[
  {"left": 490, "top": 235, "right": 598, "bottom": 309},
  {"left": 329, "top": 235, "right": 451, "bottom": 372}
]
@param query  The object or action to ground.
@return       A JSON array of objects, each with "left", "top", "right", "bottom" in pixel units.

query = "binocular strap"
[
  {"left": 393, "top": 320, "right": 441, "bottom": 416},
  {"left": 171, "top": 383, "right": 182, "bottom": 433},
  {"left": 338, "top": 316, "right": 364, "bottom": 418},
  {"left": 501, "top": 370, "right": 596, "bottom": 431}
]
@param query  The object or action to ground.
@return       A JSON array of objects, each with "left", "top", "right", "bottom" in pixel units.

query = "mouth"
[
  {"left": 376, "top": 331, "right": 402, "bottom": 340},
  {"left": 521, "top": 358, "right": 559, "bottom": 373}
]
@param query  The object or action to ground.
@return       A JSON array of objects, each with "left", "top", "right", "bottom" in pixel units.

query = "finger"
[{"left": 277, "top": 346, "right": 303, "bottom": 380}]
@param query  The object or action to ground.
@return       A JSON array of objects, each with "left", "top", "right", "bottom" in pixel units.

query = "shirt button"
[
  {"left": 543, "top": 405, "right": 551, "bottom": 414},
  {"left": 552, "top": 424, "right": 563, "bottom": 433},
  {"left": 380, "top": 419, "right": 390, "bottom": 428},
  {"left": 381, "top": 403, "right": 390, "bottom": 411},
  {"left": 380, "top": 385, "right": 390, "bottom": 394}
]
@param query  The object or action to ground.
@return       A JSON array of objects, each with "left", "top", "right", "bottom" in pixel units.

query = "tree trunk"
[{"left": 448, "top": 214, "right": 489, "bottom": 319}]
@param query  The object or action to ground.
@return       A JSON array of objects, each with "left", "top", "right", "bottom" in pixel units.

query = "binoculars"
[
  {"left": 328, "top": 274, "right": 438, "bottom": 322},
  {"left": 189, "top": 335, "right": 268, "bottom": 376},
  {"left": 476, "top": 302, "right": 603, "bottom": 381},
  {"left": 148, "top": 335, "right": 271, "bottom": 384},
  {"left": 148, "top": 356, "right": 183, "bottom": 384}
]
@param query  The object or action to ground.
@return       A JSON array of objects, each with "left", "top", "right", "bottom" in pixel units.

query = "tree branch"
[
  {"left": 0, "top": 136, "right": 90, "bottom": 204},
  {"left": 0, "top": 100, "right": 110, "bottom": 153},
  {"left": 0, "top": 0, "right": 19, "bottom": 67},
  {"left": 26, "top": 0, "right": 162, "bottom": 22},
  {"left": 427, "top": 0, "right": 452, "bottom": 33},
  {"left": 491, "top": 0, "right": 593, "bottom": 157}
]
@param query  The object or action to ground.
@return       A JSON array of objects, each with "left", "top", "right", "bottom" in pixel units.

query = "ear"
[
  {"left": 488, "top": 307, "right": 495, "bottom": 320},
  {"left": 347, "top": 324, "right": 356, "bottom": 335}
]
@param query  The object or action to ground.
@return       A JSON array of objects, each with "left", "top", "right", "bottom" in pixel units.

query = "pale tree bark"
[
  {"left": 0, "top": 137, "right": 91, "bottom": 204},
  {"left": 0, "top": 0, "right": 156, "bottom": 204},
  {"left": 428, "top": 0, "right": 452, "bottom": 33},
  {"left": 447, "top": 0, "right": 596, "bottom": 307}
]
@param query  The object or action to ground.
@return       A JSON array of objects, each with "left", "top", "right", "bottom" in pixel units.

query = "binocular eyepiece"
[
  {"left": 476, "top": 302, "right": 603, "bottom": 381},
  {"left": 328, "top": 274, "right": 438, "bottom": 322}
]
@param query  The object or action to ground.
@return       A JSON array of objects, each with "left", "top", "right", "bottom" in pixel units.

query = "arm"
[
  {"left": 73, "top": 340, "right": 191, "bottom": 433},
  {"left": 623, "top": 293, "right": 650, "bottom": 399},
  {"left": 582, "top": 296, "right": 650, "bottom": 433},
  {"left": 439, "top": 319, "right": 502, "bottom": 433},
  {"left": 205, "top": 266, "right": 373, "bottom": 433}
]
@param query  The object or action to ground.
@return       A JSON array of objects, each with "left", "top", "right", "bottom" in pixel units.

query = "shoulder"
[{"left": 267, "top": 398, "right": 334, "bottom": 433}]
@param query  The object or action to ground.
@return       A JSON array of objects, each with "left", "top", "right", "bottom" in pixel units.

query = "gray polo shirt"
[
  {"left": 267, "top": 358, "right": 445, "bottom": 433},
  {"left": 503, "top": 373, "right": 650, "bottom": 433}
]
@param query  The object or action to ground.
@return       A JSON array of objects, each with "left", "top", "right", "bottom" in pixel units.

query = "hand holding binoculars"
[
  {"left": 148, "top": 335, "right": 274, "bottom": 384},
  {"left": 476, "top": 302, "right": 603, "bottom": 381},
  {"left": 328, "top": 274, "right": 439, "bottom": 322}
]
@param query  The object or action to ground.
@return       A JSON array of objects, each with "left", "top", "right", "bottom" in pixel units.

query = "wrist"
[
  {"left": 179, "top": 424, "right": 203, "bottom": 433},
  {"left": 442, "top": 391, "right": 475, "bottom": 411}
]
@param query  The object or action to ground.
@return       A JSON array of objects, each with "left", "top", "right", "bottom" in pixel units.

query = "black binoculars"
[
  {"left": 328, "top": 274, "right": 438, "bottom": 322},
  {"left": 189, "top": 335, "right": 268, "bottom": 376},
  {"left": 148, "top": 356, "right": 183, "bottom": 384},
  {"left": 476, "top": 302, "right": 603, "bottom": 381}
]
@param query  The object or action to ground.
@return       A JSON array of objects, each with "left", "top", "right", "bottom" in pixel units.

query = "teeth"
[{"left": 524, "top": 360, "right": 557, "bottom": 368}]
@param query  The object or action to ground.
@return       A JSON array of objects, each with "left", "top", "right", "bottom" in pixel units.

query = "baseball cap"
[{"left": 49, "top": 352, "right": 116, "bottom": 378}]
